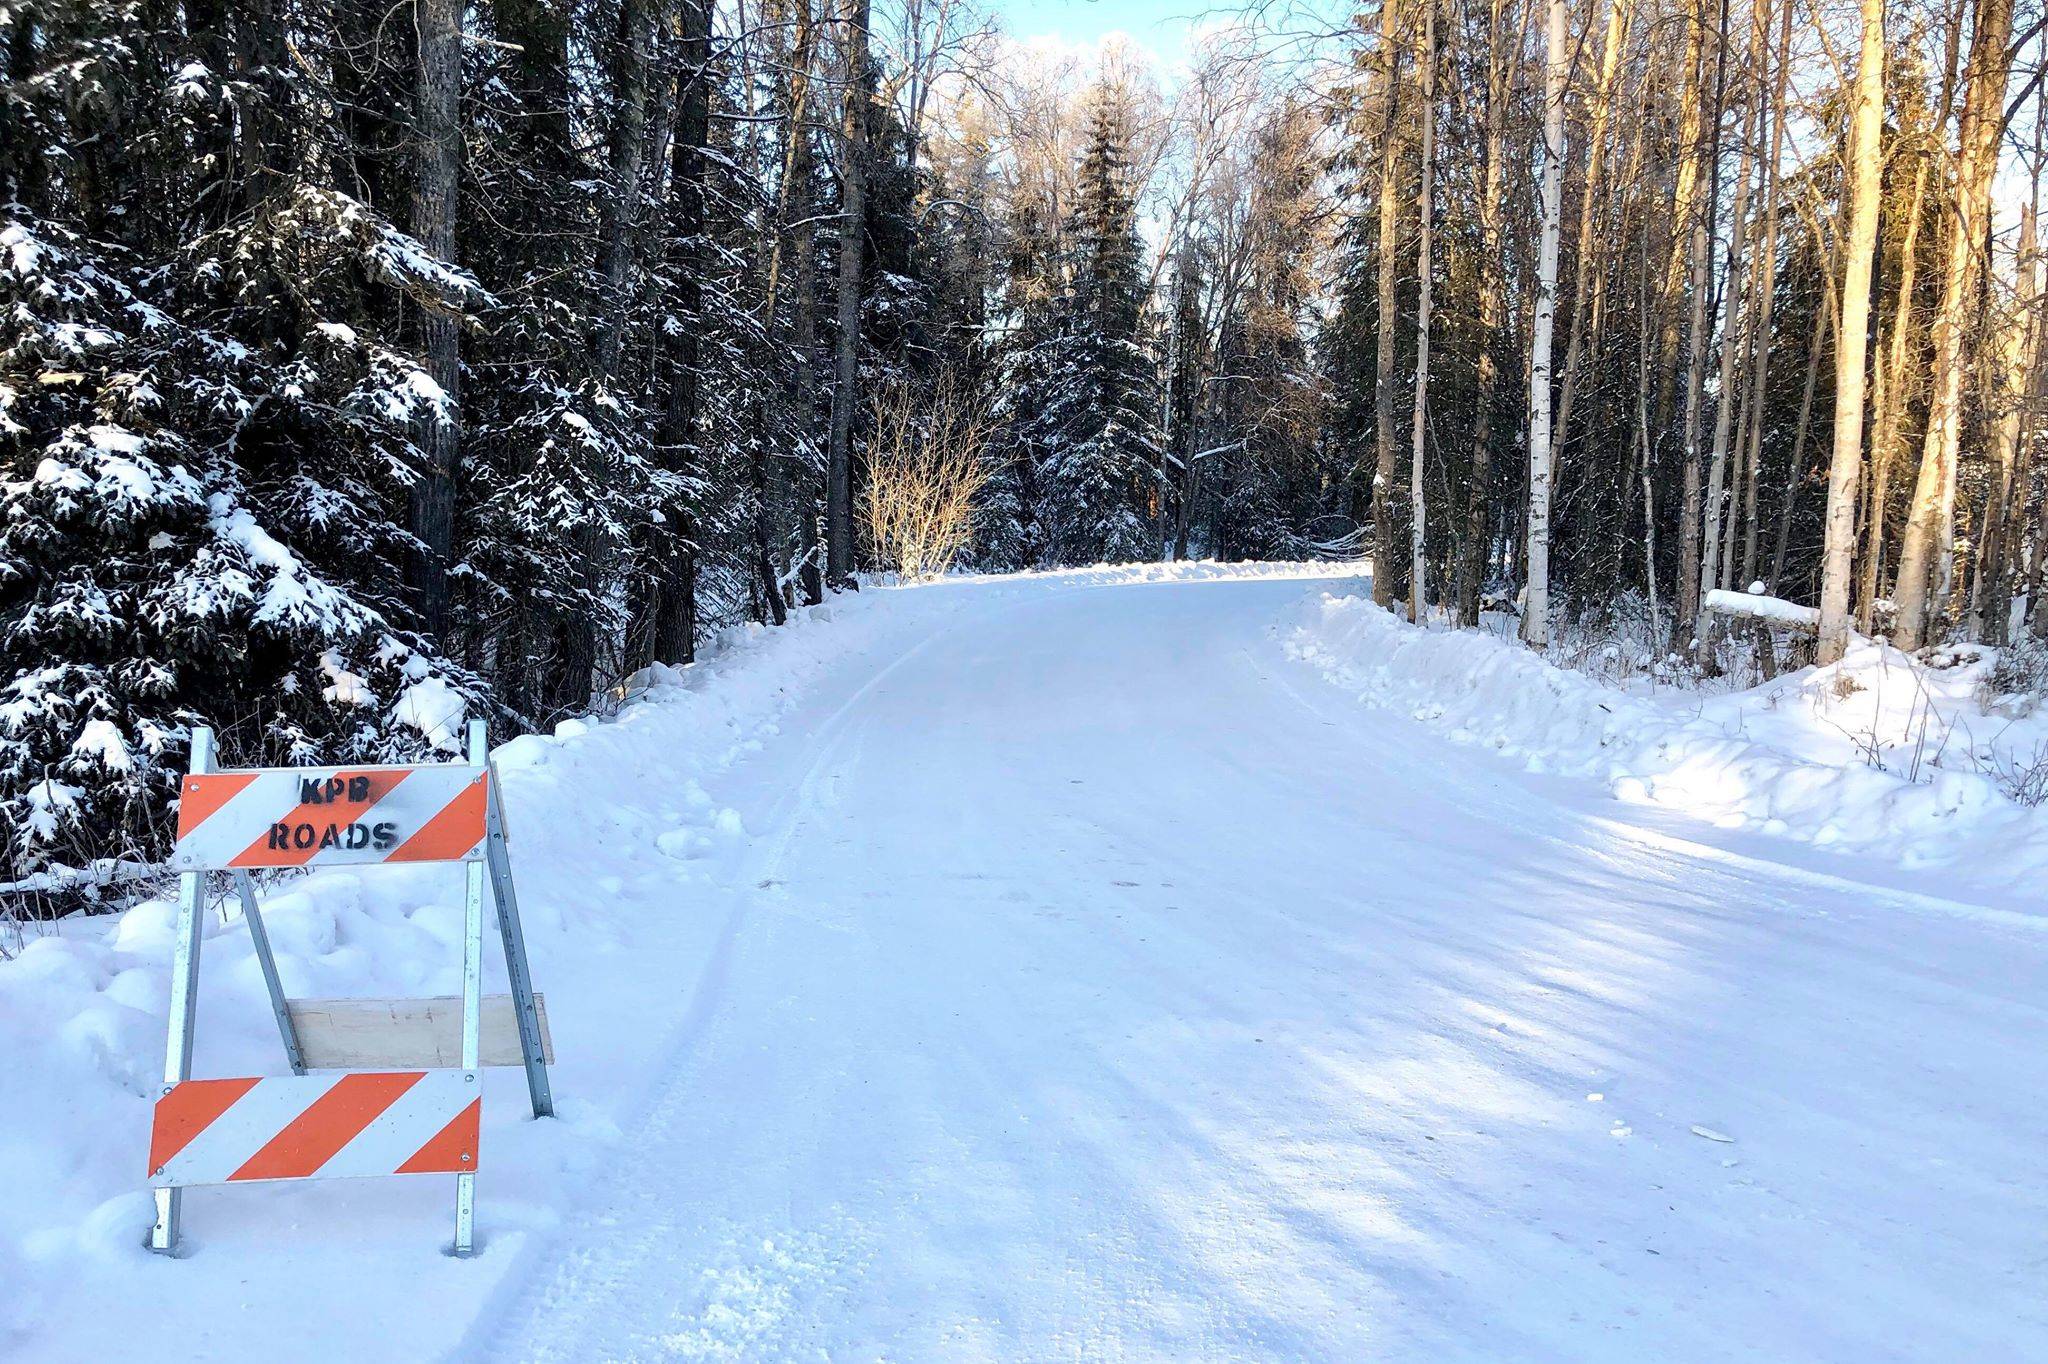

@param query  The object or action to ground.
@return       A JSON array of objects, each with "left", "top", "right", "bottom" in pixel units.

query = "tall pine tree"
[{"left": 999, "top": 87, "right": 1161, "bottom": 565}]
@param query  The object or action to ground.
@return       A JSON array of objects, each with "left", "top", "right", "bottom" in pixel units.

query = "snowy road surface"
[
  {"left": 15, "top": 568, "right": 2046, "bottom": 1362},
  {"left": 456, "top": 572, "right": 2043, "bottom": 1361}
]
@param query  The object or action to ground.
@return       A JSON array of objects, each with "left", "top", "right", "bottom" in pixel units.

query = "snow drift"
[{"left": 1286, "top": 591, "right": 2048, "bottom": 895}]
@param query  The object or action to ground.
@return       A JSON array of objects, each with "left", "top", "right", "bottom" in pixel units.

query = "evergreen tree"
[
  {"left": 999, "top": 87, "right": 1161, "bottom": 566},
  {"left": 1, "top": 2, "right": 490, "bottom": 893}
]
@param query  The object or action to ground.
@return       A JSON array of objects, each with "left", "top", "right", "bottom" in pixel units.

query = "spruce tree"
[{"left": 1000, "top": 88, "right": 1161, "bottom": 566}]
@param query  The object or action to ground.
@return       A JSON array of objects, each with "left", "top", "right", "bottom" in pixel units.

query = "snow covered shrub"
[
  {"left": 1984, "top": 745, "right": 2048, "bottom": 807},
  {"left": 862, "top": 371, "right": 993, "bottom": 581},
  {"left": 1539, "top": 595, "right": 1663, "bottom": 685},
  {"left": 1529, "top": 591, "right": 1815, "bottom": 695},
  {"left": 1984, "top": 635, "right": 2048, "bottom": 706}
]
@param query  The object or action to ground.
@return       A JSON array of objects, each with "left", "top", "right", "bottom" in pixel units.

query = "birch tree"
[
  {"left": 1523, "top": 0, "right": 1565, "bottom": 648},
  {"left": 1817, "top": 0, "right": 1887, "bottom": 663},
  {"left": 1891, "top": 0, "right": 2016, "bottom": 649}
]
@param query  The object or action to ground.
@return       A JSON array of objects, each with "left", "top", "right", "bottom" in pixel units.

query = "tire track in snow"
[{"left": 453, "top": 598, "right": 1042, "bottom": 1362}]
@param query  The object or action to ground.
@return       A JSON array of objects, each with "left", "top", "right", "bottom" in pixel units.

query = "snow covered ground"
[
  {"left": 1293, "top": 591, "right": 2048, "bottom": 895},
  {"left": 5, "top": 564, "right": 2046, "bottom": 1361}
]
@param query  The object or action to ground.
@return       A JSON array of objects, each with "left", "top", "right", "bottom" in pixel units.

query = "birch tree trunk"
[
  {"left": 1523, "top": 0, "right": 1564, "bottom": 649},
  {"left": 1891, "top": 0, "right": 2015, "bottom": 649},
  {"left": 1816, "top": 0, "right": 1884, "bottom": 664},
  {"left": 1674, "top": 0, "right": 1729, "bottom": 643}
]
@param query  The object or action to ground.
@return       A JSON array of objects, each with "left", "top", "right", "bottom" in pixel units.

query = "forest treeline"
[{"left": 1, "top": 0, "right": 2042, "bottom": 897}]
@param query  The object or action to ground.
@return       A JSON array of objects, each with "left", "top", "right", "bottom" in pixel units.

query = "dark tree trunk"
[
  {"left": 793, "top": 163, "right": 827, "bottom": 604},
  {"left": 824, "top": 0, "right": 871, "bottom": 587},
  {"left": 596, "top": 0, "right": 657, "bottom": 373},
  {"left": 407, "top": 0, "right": 464, "bottom": 642},
  {"left": 1457, "top": 0, "right": 1509, "bottom": 626},
  {"left": 2, "top": 16, "right": 41, "bottom": 209},
  {"left": 234, "top": 0, "right": 289, "bottom": 220},
  {"left": 786, "top": 1, "right": 827, "bottom": 605},
  {"left": 547, "top": 0, "right": 660, "bottom": 709},
  {"left": 1369, "top": 0, "right": 1402, "bottom": 608},
  {"left": 629, "top": 0, "right": 712, "bottom": 667}
]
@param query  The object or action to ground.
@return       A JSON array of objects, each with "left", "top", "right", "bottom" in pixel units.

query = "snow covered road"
[
  {"left": 12, "top": 567, "right": 2046, "bottom": 1362},
  {"left": 459, "top": 571, "right": 2045, "bottom": 1362}
]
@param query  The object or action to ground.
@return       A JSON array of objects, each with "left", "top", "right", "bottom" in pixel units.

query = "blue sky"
[{"left": 994, "top": 0, "right": 1202, "bottom": 65}]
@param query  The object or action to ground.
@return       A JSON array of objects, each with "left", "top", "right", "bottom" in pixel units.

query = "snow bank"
[
  {"left": 0, "top": 589, "right": 917, "bottom": 1354},
  {"left": 1286, "top": 591, "right": 2048, "bottom": 893}
]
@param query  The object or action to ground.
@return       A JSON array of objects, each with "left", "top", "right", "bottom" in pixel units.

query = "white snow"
[
  {"left": 2, "top": 221, "right": 45, "bottom": 276},
  {"left": 3, "top": 563, "right": 2044, "bottom": 1361},
  {"left": 68, "top": 720, "right": 133, "bottom": 772},
  {"left": 169, "top": 63, "right": 212, "bottom": 104},
  {"left": 84, "top": 424, "right": 146, "bottom": 457},
  {"left": 21, "top": 778, "right": 82, "bottom": 842},
  {"left": 393, "top": 676, "right": 466, "bottom": 750},
  {"left": 404, "top": 368, "right": 452, "bottom": 413},
  {"left": 1289, "top": 590, "right": 2048, "bottom": 893},
  {"left": 318, "top": 649, "right": 377, "bottom": 708},
  {"left": 206, "top": 494, "right": 367, "bottom": 632},
  {"left": 1702, "top": 585, "right": 1820, "bottom": 628}
]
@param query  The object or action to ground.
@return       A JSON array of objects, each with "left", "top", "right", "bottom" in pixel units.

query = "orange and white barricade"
[{"left": 148, "top": 720, "right": 553, "bottom": 1257}]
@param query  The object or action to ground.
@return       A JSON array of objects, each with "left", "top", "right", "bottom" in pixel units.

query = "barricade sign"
[
  {"left": 147, "top": 720, "right": 553, "bottom": 1257},
  {"left": 171, "top": 764, "right": 489, "bottom": 870},
  {"left": 150, "top": 1071, "right": 479, "bottom": 1186}
]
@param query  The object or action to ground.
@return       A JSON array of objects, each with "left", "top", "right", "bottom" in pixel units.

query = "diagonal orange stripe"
[
  {"left": 385, "top": 775, "right": 488, "bottom": 863},
  {"left": 175, "top": 772, "right": 259, "bottom": 841},
  {"left": 227, "top": 769, "right": 411, "bottom": 868},
  {"left": 150, "top": 1077, "right": 262, "bottom": 1176},
  {"left": 227, "top": 1072, "right": 423, "bottom": 1181},
  {"left": 396, "top": 1097, "right": 480, "bottom": 1174}
]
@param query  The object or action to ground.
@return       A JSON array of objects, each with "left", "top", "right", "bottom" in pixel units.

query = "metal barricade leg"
[
  {"left": 454, "top": 721, "right": 488, "bottom": 1257},
  {"left": 234, "top": 872, "right": 306, "bottom": 1074},
  {"left": 150, "top": 726, "right": 215, "bottom": 1254},
  {"left": 484, "top": 774, "right": 554, "bottom": 1119}
]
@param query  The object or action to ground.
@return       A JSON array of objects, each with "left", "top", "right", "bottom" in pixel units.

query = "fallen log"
[{"left": 1702, "top": 587, "right": 1819, "bottom": 633}]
